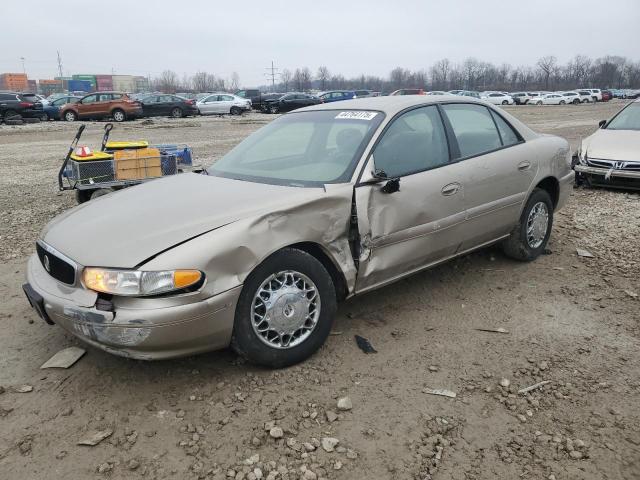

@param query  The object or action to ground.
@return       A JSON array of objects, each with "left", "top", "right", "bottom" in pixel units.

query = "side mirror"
[
  {"left": 598, "top": 120, "right": 607, "bottom": 128},
  {"left": 381, "top": 177, "right": 400, "bottom": 194}
]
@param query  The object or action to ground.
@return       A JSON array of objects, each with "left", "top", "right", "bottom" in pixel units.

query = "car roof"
[{"left": 299, "top": 95, "right": 488, "bottom": 116}]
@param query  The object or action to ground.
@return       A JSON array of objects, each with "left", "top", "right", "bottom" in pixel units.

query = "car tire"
[
  {"left": 4, "top": 119, "right": 23, "bottom": 126},
  {"left": 170, "top": 107, "right": 183, "bottom": 118},
  {"left": 3, "top": 109, "right": 19, "bottom": 120},
  {"left": 112, "top": 109, "right": 126, "bottom": 122},
  {"left": 75, "top": 189, "right": 92, "bottom": 204},
  {"left": 536, "top": 101, "right": 543, "bottom": 105},
  {"left": 502, "top": 188, "right": 554, "bottom": 262},
  {"left": 230, "top": 248, "right": 337, "bottom": 368},
  {"left": 63, "top": 110, "right": 77, "bottom": 122},
  {"left": 573, "top": 99, "right": 580, "bottom": 105},
  {"left": 90, "top": 188, "right": 115, "bottom": 200},
  {"left": 502, "top": 100, "right": 508, "bottom": 105},
  {"left": 22, "top": 117, "right": 40, "bottom": 124},
  {"left": 269, "top": 105, "right": 279, "bottom": 114},
  {"left": 230, "top": 106, "right": 241, "bottom": 115},
  {"left": 41, "top": 113, "right": 49, "bottom": 121},
  {"left": 560, "top": 100, "right": 566, "bottom": 105}
]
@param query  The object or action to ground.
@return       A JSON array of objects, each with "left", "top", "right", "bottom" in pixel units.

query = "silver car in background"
[
  {"left": 197, "top": 93, "right": 251, "bottom": 115},
  {"left": 24, "top": 96, "right": 573, "bottom": 367},
  {"left": 574, "top": 99, "right": 640, "bottom": 189}
]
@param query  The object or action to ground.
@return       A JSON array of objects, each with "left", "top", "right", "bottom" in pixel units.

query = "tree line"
[{"left": 151, "top": 55, "right": 640, "bottom": 94}]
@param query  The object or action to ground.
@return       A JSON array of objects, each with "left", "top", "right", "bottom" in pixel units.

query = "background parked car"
[
  {"left": 511, "top": 92, "right": 532, "bottom": 104},
  {"left": 0, "top": 92, "right": 44, "bottom": 121},
  {"left": 389, "top": 88, "right": 425, "bottom": 95},
  {"left": 261, "top": 93, "right": 321, "bottom": 113},
  {"left": 481, "top": 92, "right": 514, "bottom": 105},
  {"left": 576, "top": 90, "right": 594, "bottom": 103},
  {"left": 317, "top": 90, "right": 356, "bottom": 103},
  {"left": 457, "top": 90, "right": 481, "bottom": 98},
  {"left": 561, "top": 91, "right": 582, "bottom": 105},
  {"left": 601, "top": 90, "right": 613, "bottom": 101},
  {"left": 235, "top": 89, "right": 271, "bottom": 110},
  {"left": 530, "top": 93, "right": 567, "bottom": 105},
  {"left": 43, "top": 95, "right": 81, "bottom": 120},
  {"left": 140, "top": 94, "right": 198, "bottom": 118},
  {"left": 197, "top": 93, "right": 251, "bottom": 115},
  {"left": 627, "top": 90, "right": 640, "bottom": 99},
  {"left": 60, "top": 92, "right": 142, "bottom": 122},
  {"left": 354, "top": 89, "right": 373, "bottom": 98},
  {"left": 587, "top": 89, "right": 603, "bottom": 102}
]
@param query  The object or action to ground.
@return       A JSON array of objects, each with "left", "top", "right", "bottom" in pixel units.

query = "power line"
[
  {"left": 264, "top": 60, "right": 280, "bottom": 91},
  {"left": 56, "top": 51, "right": 63, "bottom": 78}
]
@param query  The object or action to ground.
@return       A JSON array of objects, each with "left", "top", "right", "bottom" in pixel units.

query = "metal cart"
[{"left": 58, "top": 123, "right": 193, "bottom": 203}]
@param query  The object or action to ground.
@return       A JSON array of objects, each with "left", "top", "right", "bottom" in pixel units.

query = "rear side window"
[
  {"left": 0, "top": 93, "right": 17, "bottom": 101},
  {"left": 490, "top": 111, "right": 520, "bottom": 147},
  {"left": 373, "top": 105, "right": 449, "bottom": 177},
  {"left": 441, "top": 104, "right": 502, "bottom": 158}
]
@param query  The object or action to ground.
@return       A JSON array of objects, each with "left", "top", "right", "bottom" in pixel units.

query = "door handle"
[
  {"left": 441, "top": 183, "right": 460, "bottom": 196},
  {"left": 518, "top": 161, "right": 531, "bottom": 171}
]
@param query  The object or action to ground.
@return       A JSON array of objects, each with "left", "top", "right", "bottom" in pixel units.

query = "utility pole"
[
  {"left": 56, "top": 51, "right": 63, "bottom": 78},
  {"left": 264, "top": 60, "right": 280, "bottom": 91},
  {"left": 20, "top": 57, "right": 26, "bottom": 74}
]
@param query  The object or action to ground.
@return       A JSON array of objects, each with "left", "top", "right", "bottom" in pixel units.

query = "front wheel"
[
  {"left": 573, "top": 99, "right": 580, "bottom": 105},
  {"left": 502, "top": 188, "right": 553, "bottom": 261},
  {"left": 502, "top": 100, "right": 508, "bottom": 105},
  {"left": 112, "top": 109, "right": 126, "bottom": 122},
  {"left": 230, "top": 106, "right": 241, "bottom": 115},
  {"left": 63, "top": 110, "right": 77, "bottom": 122},
  {"left": 170, "top": 107, "right": 183, "bottom": 118},
  {"left": 269, "top": 105, "right": 279, "bottom": 114},
  {"left": 560, "top": 100, "right": 566, "bottom": 105},
  {"left": 231, "top": 248, "right": 337, "bottom": 368}
]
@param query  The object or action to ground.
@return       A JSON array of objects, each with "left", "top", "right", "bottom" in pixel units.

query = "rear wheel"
[
  {"left": 63, "top": 110, "right": 77, "bottom": 122},
  {"left": 573, "top": 99, "right": 580, "bottom": 105},
  {"left": 502, "top": 100, "right": 508, "bottom": 105},
  {"left": 502, "top": 188, "right": 553, "bottom": 261},
  {"left": 75, "top": 189, "right": 92, "bottom": 204},
  {"left": 231, "top": 248, "right": 337, "bottom": 368},
  {"left": 3, "top": 109, "right": 18, "bottom": 120},
  {"left": 170, "top": 107, "right": 183, "bottom": 118},
  {"left": 112, "top": 109, "right": 126, "bottom": 122},
  {"left": 560, "top": 100, "right": 566, "bottom": 105}
]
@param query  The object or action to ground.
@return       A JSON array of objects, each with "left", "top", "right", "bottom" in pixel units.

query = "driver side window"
[{"left": 373, "top": 106, "right": 449, "bottom": 177}]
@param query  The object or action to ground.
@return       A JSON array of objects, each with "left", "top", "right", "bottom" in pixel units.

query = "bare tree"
[
  {"left": 317, "top": 66, "right": 330, "bottom": 90},
  {"left": 537, "top": 56, "right": 557, "bottom": 90},
  {"left": 155, "top": 70, "right": 179, "bottom": 93},
  {"left": 230, "top": 72, "right": 240, "bottom": 91},
  {"left": 430, "top": 58, "right": 451, "bottom": 90},
  {"left": 192, "top": 72, "right": 216, "bottom": 92},
  {"left": 280, "top": 69, "right": 292, "bottom": 92}
]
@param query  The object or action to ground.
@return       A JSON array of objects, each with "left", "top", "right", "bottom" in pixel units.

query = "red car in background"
[{"left": 601, "top": 90, "right": 613, "bottom": 102}]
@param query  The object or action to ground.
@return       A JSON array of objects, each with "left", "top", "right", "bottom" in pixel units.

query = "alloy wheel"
[{"left": 526, "top": 202, "right": 549, "bottom": 249}]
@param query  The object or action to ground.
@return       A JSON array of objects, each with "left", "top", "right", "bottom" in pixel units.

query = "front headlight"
[{"left": 82, "top": 268, "right": 203, "bottom": 296}]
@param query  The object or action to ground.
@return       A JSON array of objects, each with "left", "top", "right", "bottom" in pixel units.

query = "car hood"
[
  {"left": 583, "top": 129, "right": 640, "bottom": 162},
  {"left": 42, "top": 174, "right": 331, "bottom": 268}
]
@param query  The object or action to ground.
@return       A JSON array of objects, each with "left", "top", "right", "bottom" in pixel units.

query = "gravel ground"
[{"left": 0, "top": 102, "right": 638, "bottom": 480}]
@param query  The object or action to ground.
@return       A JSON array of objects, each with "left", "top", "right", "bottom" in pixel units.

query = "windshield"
[
  {"left": 606, "top": 103, "right": 640, "bottom": 130},
  {"left": 208, "top": 110, "right": 384, "bottom": 186}
]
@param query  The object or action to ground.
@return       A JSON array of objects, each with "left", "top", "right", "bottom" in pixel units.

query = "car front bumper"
[
  {"left": 25, "top": 254, "right": 241, "bottom": 360},
  {"left": 574, "top": 164, "right": 640, "bottom": 189}
]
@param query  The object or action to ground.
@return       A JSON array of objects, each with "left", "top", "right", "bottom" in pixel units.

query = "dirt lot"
[{"left": 0, "top": 102, "right": 638, "bottom": 480}]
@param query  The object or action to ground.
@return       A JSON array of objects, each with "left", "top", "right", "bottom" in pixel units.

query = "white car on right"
[
  {"left": 529, "top": 93, "right": 567, "bottom": 105},
  {"left": 561, "top": 92, "right": 583, "bottom": 105},
  {"left": 481, "top": 92, "right": 514, "bottom": 105}
]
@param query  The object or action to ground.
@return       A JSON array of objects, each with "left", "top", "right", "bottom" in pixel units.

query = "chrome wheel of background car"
[
  {"left": 112, "top": 110, "right": 125, "bottom": 122},
  {"left": 251, "top": 270, "right": 320, "bottom": 349},
  {"left": 64, "top": 111, "right": 76, "bottom": 121},
  {"left": 526, "top": 202, "right": 549, "bottom": 249},
  {"left": 171, "top": 107, "right": 182, "bottom": 118}
]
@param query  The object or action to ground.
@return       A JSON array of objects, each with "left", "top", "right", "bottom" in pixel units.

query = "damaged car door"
[{"left": 354, "top": 105, "right": 467, "bottom": 292}]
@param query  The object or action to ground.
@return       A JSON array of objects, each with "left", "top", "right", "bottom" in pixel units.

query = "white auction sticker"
[{"left": 335, "top": 111, "right": 378, "bottom": 120}]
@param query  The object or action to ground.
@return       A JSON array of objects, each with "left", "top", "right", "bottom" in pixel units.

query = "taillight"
[
  {"left": 187, "top": 99, "right": 195, "bottom": 105},
  {"left": 19, "top": 102, "right": 34, "bottom": 107}
]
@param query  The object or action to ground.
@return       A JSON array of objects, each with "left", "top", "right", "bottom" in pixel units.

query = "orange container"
[{"left": 114, "top": 148, "right": 162, "bottom": 180}]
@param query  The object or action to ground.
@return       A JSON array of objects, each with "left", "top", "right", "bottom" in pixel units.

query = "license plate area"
[{"left": 23, "top": 283, "right": 54, "bottom": 325}]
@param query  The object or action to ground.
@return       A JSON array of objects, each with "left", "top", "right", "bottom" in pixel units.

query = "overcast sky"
[{"left": 2, "top": 0, "right": 639, "bottom": 86}]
